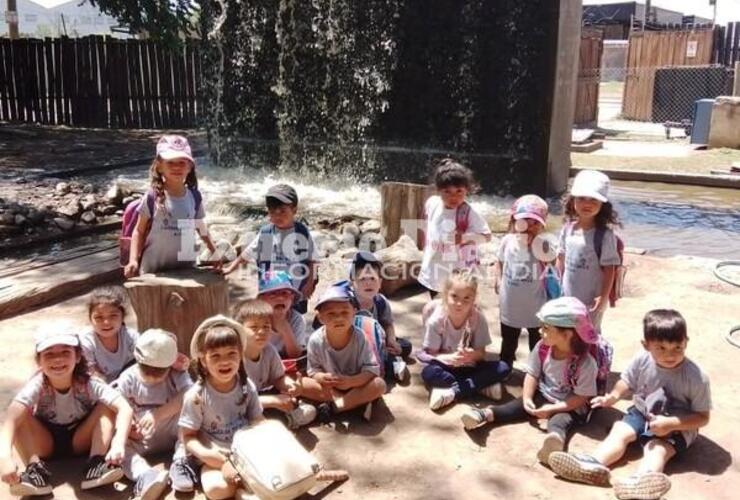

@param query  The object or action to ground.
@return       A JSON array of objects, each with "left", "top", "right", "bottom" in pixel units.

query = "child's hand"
[
  {"left": 209, "top": 257, "right": 225, "bottom": 272},
  {"left": 315, "top": 373, "right": 340, "bottom": 387},
  {"left": 286, "top": 375, "right": 303, "bottom": 397},
  {"left": 590, "top": 296, "right": 607, "bottom": 313},
  {"left": 436, "top": 353, "right": 460, "bottom": 366},
  {"left": 522, "top": 398, "right": 537, "bottom": 416},
  {"left": 0, "top": 456, "right": 19, "bottom": 485},
  {"left": 136, "top": 412, "right": 156, "bottom": 439},
  {"left": 530, "top": 404, "right": 555, "bottom": 419},
  {"left": 221, "top": 460, "right": 241, "bottom": 485},
  {"left": 105, "top": 442, "right": 125, "bottom": 465},
  {"left": 386, "top": 338, "right": 402, "bottom": 356},
  {"left": 123, "top": 261, "right": 139, "bottom": 279},
  {"left": 221, "top": 260, "right": 239, "bottom": 276},
  {"left": 591, "top": 393, "right": 618, "bottom": 409},
  {"left": 173, "top": 352, "right": 190, "bottom": 372},
  {"left": 333, "top": 376, "right": 353, "bottom": 391},
  {"left": 275, "top": 394, "right": 296, "bottom": 412},
  {"left": 647, "top": 415, "right": 674, "bottom": 437}
]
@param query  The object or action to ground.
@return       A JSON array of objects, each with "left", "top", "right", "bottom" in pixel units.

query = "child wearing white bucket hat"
[
  {"left": 558, "top": 170, "right": 623, "bottom": 331},
  {"left": 113, "top": 328, "right": 194, "bottom": 499}
]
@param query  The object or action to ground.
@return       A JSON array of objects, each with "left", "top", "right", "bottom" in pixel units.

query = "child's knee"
[
  {"left": 420, "top": 364, "right": 441, "bottom": 383},
  {"left": 370, "top": 377, "right": 386, "bottom": 397},
  {"left": 609, "top": 421, "right": 638, "bottom": 445},
  {"left": 644, "top": 439, "right": 677, "bottom": 460},
  {"left": 201, "top": 470, "right": 235, "bottom": 500}
]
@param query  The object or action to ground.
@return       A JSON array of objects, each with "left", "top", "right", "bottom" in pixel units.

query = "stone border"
[{"left": 571, "top": 167, "right": 740, "bottom": 189}]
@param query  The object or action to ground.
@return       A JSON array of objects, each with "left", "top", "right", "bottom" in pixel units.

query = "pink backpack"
[{"left": 537, "top": 337, "right": 614, "bottom": 396}]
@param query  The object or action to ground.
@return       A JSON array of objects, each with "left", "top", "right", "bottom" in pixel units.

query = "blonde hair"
[
  {"left": 441, "top": 269, "right": 479, "bottom": 310},
  {"left": 233, "top": 299, "right": 273, "bottom": 324}
]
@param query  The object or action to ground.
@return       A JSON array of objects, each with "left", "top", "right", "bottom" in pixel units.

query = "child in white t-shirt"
[
  {"left": 418, "top": 158, "right": 491, "bottom": 297},
  {"left": 179, "top": 316, "right": 263, "bottom": 500},
  {"left": 114, "top": 329, "right": 194, "bottom": 497}
]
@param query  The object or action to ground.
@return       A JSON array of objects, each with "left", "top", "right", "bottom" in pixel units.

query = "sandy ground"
[{"left": 0, "top": 252, "right": 738, "bottom": 500}]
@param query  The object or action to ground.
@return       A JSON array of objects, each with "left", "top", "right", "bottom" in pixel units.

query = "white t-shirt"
[
  {"left": 497, "top": 234, "right": 548, "bottom": 329},
  {"left": 422, "top": 300, "right": 491, "bottom": 356},
  {"left": 270, "top": 309, "right": 307, "bottom": 354},
  {"left": 80, "top": 326, "right": 140, "bottom": 383},
  {"left": 418, "top": 196, "right": 491, "bottom": 292},
  {"left": 178, "top": 379, "right": 262, "bottom": 446},
  {"left": 244, "top": 344, "right": 286, "bottom": 392},
  {"left": 114, "top": 365, "right": 193, "bottom": 417},
  {"left": 526, "top": 341, "right": 598, "bottom": 408},
  {"left": 14, "top": 373, "right": 121, "bottom": 425}
]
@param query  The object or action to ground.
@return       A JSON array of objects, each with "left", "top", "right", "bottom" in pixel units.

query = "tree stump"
[
  {"left": 124, "top": 268, "right": 229, "bottom": 355},
  {"left": 380, "top": 182, "right": 433, "bottom": 249}
]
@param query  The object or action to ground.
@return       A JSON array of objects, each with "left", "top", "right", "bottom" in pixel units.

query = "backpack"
[
  {"left": 566, "top": 222, "right": 626, "bottom": 307},
  {"left": 230, "top": 420, "right": 321, "bottom": 500},
  {"left": 256, "top": 221, "right": 312, "bottom": 290},
  {"left": 118, "top": 188, "right": 203, "bottom": 266},
  {"left": 537, "top": 337, "right": 614, "bottom": 397},
  {"left": 354, "top": 315, "right": 387, "bottom": 378}
]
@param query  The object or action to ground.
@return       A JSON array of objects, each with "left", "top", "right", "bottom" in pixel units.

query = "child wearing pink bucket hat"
[
  {"left": 495, "top": 194, "right": 556, "bottom": 367},
  {"left": 123, "top": 135, "right": 222, "bottom": 278},
  {"left": 460, "top": 296, "right": 599, "bottom": 465}
]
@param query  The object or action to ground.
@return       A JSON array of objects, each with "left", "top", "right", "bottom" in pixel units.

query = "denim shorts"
[{"left": 622, "top": 406, "right": 688, "bottom": 454}]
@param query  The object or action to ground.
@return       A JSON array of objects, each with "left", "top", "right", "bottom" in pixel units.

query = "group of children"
[{"left": 0, "top": 135, "right": 712, "bottom": 500}]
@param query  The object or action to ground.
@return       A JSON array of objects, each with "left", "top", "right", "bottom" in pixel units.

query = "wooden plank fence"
[
  {"left": 574, "top": 30, "right": 604, "bottom": 126},
  {"left": 713, "top": 22, "right": 740, "bottom": 67},
  {"left": 0, "top": 36, "right": 203, "bottom": 128}
]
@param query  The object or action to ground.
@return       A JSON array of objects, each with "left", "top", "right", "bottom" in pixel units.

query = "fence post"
[{"left": 734, "top": 62, "right": 740, "bottom": 97}]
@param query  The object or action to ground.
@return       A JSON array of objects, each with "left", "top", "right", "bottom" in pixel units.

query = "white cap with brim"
[
  {"left": 570, "top": 170, "right": 610, "bottom": 203},
  {"left": 190, "top": 315, "right": 248, "bottom": 359},
  {"left": 35, "top": 329, "right": 79, "bottom": 353},
  {"left": 135, "top": 329, "right": 178, "bottom": 368}
]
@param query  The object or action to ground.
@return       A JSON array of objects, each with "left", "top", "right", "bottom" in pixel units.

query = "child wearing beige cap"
[{"left": 113, "top": 328, "right": 194, "bottom": 499}]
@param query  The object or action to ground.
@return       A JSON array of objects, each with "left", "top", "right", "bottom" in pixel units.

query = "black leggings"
[
  {"left": 499, "top": 323, "right": 541, "bottom": 367},
  {"left": 490, "top": 391, "right": 583, "bottom": 440}
]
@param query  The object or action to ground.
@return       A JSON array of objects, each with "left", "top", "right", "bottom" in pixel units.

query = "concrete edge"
[{"left": 570, "top": 167, "right": 740, "bottom": 189}]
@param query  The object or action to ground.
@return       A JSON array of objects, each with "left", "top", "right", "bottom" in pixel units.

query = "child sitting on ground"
[
  {"left": 349, "top": 251, "right": 411, "bottom": 382},
  {"left": 235, "top": 299, "right": 316, "bottom": 429},
  {"left": 461, "top": 297, "right": 599, "bottom": 465},
  {"left": 223, "top": 184, "right": 318, "bottom": 314},
  {"left": 417, "top": 270, "right": 510, "bottom": 411},
  {"left": 256, "top": 271, "right": 307, "bottom": 361},
  {"left": 300, "top": 283, "right": 387, "bottom": 422},
  {"left": 114, "top": 329, "right": 195, "bottom": 498},
  {"left": 548, "top": 309, "right": 712, "bottom": 500},
  {"left": 0, "top": 328, "right": 133, "bottom": 497},
  {"left": 179, "top": 316, "right": 263, "bottom": 500}
]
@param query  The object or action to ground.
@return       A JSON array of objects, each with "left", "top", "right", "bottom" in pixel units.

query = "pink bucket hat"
[
  {"left": 156, "top": 135, "right": 194, "bottom": 164},
  {"left": 536, "top": 297, "right": 598, "bottom": 344},
  {"left": 511, "top": 194, "right": 548, "bottom": 226}
]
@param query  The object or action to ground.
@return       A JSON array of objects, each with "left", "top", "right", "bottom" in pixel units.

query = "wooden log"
[
  {"left": 124, "top": 269, "right": 229, "bottom": 355},
  {"left": 380, "top": 181, "right": 433, "bottom": 249}
]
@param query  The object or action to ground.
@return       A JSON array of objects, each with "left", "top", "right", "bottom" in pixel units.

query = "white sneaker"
[
  {"left": 479, "top": 383, "right": 502, "bottom": 401},
  {"left": 286, "top": 403, "right": 318, "bottom": 429},
  {"left": 537, "top": 432, "right": 564, "bottom": 464},
  {"left": 460, "top": 407, "right": 493, "bottom": 430},
  {"left": 392, "top": 358, "right": 409, "bottom": 382},
  {"left": 613, "top": 472, "right": 671, "bottom": 500},
  {"left": 429, "top": 387, "right": 456, "bottom": 410}
]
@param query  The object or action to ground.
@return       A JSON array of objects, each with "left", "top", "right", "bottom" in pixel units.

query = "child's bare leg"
[
  {"left": 13, "top": 413, "right": 54, "bottom": 463},
  {"left": 592, "top": 421, "right": 638, "bottom": 466},
  {"left": 299, "top": 378, "right": 334, "bottom": 402},
  {"left": 73, "top": 403, "right": 114, "bottom": 456},
  {"left": 201, "top": 466, "right": 236, "bottom": 500},
  {"left": 637, "top": 439, "right": 676, "bottom": 474},
  {"left": 333, "top": 377, "right": 386, "bottom": 413}
]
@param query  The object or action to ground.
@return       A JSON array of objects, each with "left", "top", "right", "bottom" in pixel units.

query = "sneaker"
[
  {"left": 134, "top": 469, "right": 169, "bottom": 500},
  {"left": 478, "top": 383, "right": 502, "bottom": 401},
  {"left": 429, "top": 387, "right": 456, "bottom": 411},
  {"left": 286, "top": 403, "right": 318, "bottom": 429},
  {"left": 9, "top": 460, "right": 52, "bottom": 496},
  {"left": 548, "top": 452, "right": 611, "bottom": 486},
  {"left": 169, "top": 456, "right": 200, "bottom": 493},
  {"left": 537, "top": 432, "right": 565, "bottom": 464},
  {"left": 80, "top": 455, "right": 124, "bottom": 490},
  {"left": 317, "top": 402, "right": 335, "bottom": 424},
  {"left": 392, "top": 358, "right": 410, "bottom": 383},
  {"left": 362, "top": 402, "right": 373, "bottom": 422},
  {"left": 460, "top": 407, "right": 493, "bottom": 430},
  {"left": 613, "top": 472, "right": 671, "bottom": 500}
]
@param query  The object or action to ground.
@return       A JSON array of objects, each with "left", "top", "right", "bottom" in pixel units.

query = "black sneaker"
[
  {"left": 134, "top": 468, "right": 169, "bottom": 500},
  {"left": 9, "top": 460, "right": 52, "bottom": 496},
  {"left": 80, "top": 454, "right": 124, "bottom": 490},
  {"left": 316, "top": 402, "right": 334, "bottom": 424},
  {"left": 169, "top": 456, "right": 200, "bottom": 493}
]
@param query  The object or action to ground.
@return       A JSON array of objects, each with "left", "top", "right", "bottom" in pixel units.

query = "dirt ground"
[{"left": 0, "top": 252, "right": 738, "bottom": 500}]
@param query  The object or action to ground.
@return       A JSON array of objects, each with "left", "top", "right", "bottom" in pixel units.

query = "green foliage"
[{"left": 85, "top": 0, "right": 200, "bottom": 46}]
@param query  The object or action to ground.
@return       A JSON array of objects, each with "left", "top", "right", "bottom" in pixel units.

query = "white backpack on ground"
[{"left": 229, "top": 420, "right": 321, "bottom": 500}]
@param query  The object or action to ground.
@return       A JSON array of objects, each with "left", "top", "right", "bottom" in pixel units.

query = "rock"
[
  {"left": 82, "top": 183, "right": 95, "bottom": 194},
  {"left": 81, "top": 194, "right": 97, "bottom": 211},
  {"left": 358, "top": 232, "right": 386, "bottom": 253},
  {"left": 55, "top": 182, "right": 70, "bottom": 195},
  {"left": 0, "top": 212, "right": 15, "bottom": 225},
  {"left": 57, "top": 199, "right": 81, "bottom": 218},
  {"left": 54, "top": 217, "right": 75, "bottom": 231},
  {"left": 115, "top": 210, "right": 124, "bottom": 216},
  {"left": 375, "top": 235, "right": 423, "bottom": 296},
  {"left": 339, "top": 247, "right": 360, "bottom": 259},
  {"left": 101, "top": 205, "right": 118, "bottom": 216},
  {"left": 341, "top": 222, "right": 360, "bottom": 238},
  {"left": 121, "top": 196, "right": 137, "bottom": 206},
  {"left": 80, "top": 211, "right": 97, "bottom": 224},
  {"left": 27, "top": 209, "right": 45, "bottom": 224},
  {"left": 14, "top": 214, "right": 27, "bottom": 225},
  {"left": 105, "top": 183, "right": 123, "bottom": 204},
  {"left": 360, "top": 219, "right": 381, "bottom": 234},
  {"left": 339, "top": 232, "right": 357, "bottom": 249},
  {"left": 320, "top": 239, "right": 339, "bottom": 258}
]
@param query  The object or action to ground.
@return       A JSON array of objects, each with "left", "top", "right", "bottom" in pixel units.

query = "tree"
[{"left": 85, "top": 0, "right": 200, "bottom": 46}]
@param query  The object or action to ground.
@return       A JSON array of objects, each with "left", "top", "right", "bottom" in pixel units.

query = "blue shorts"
[{"left": 622, "top": 406, "right": 688, "bottom": 454}]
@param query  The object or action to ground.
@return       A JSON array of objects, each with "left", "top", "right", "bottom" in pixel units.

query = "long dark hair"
[
  {"left": 148, "top": 157, "right": 198, "bottom": 205},
  {"left": 563, "top": 195, "right": 622, "bottom": 229}
]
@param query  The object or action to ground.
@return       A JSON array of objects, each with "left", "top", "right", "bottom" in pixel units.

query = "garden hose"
[{"left": 714, "top": 261, "right": 740, "bottom": 348}]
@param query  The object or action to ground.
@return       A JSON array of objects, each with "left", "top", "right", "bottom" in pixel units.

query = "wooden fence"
[
  {"left": 714, "top": 22, "right": 740, "bottom": 67},
  {"left": 0, "top": 36, "right": 203, "bottom": 128},
  {"left": 574, "top": 30, "right": 604, "bottom": 126},
  {"left": 622, "top": 29, "right": 715, "bottom": 121}
]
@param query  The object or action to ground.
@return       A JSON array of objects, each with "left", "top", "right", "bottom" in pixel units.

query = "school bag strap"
[
  {"left": 189, "top": 186, "right": 203, "bottom": 215},
  {"left": 354, "top": 316, "right": 386, "bottom": 377},
  {"left": 455, "top": 202, "right": 471, "bottom": 234}
]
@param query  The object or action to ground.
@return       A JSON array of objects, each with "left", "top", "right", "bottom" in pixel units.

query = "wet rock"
[
  {"left": 54, "top": 217, "right": 75, "bottom": 231},
  {"left": 55, "top": 182, "right": 70, "bottom": 195},
  {"left": 375, "top": 235, "right": 423, "bottom": 296},
  {"left": 14, "top": 214, "right": 27, "bottom": 226},
  {"left": 27, "top": 209, "right": 45, "bottom": 224},
  {"left": 0, "top": 212, "right": 15, "bottom": 225},
  {"left": 80, "top": 211, "right": 97, "bottom": 224},
  {"left": 82, "top": 183, "right": 95, "bottom": 194},
  {"left": 57, "top": 199, "right": 81, "bottom": 218},
  {"left": 360, "top": 219, "right": 381, "bottom": 234},
  {"left": 101, "top": 205, "right": 118, "bottom": 216},
  {"left": 105, "top": 183, "right": 123, "bottom": 204},
  {"left": 81, "top": 194, "right": 97, "bottom": 211}
]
